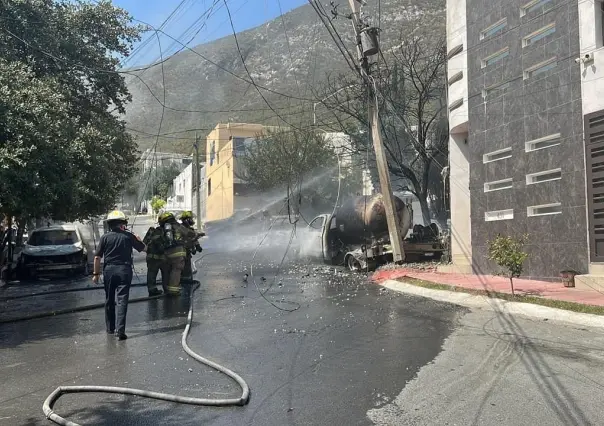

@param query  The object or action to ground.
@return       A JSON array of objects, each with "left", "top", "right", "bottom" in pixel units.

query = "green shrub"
[{"left": 487, "top": 234, "right": 530, "bottom": 296}]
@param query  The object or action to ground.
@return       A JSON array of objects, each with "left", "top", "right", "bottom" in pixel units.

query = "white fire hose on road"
[{"left": 42, "top": 255, "right": 250, "bottom": 425}]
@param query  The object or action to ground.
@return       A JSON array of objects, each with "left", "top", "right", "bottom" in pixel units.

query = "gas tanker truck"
[{"left": 303, "top": 193, "right": 446, "bottom": 271}]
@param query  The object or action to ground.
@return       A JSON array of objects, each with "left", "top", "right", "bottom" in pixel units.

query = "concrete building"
[
  {"left": 205, "top": 123, "right": 277, "bottom": 222},
  {"left": 445, "top": 0, "right": 604, "bottom": 280},
  {"left": 140, "top": 149, "right": 191, "bottom": 173},
  {"left": 166, "top": 162, "right": 206, "bottom": 221}
]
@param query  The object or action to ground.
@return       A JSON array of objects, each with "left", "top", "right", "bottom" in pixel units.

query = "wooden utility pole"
[
  {"left": 193, "top": 133, "right": 202, "bottom": 231},
  {"left": 347, "top": 0, "right": 405, "bottom": 263}
]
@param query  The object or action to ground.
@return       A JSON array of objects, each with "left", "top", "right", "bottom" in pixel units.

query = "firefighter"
[
  {"left": 158, "top": 212, "right": 196, "bottom": 296},
  {"left": 179, "top": 211, "right": 204, "bottom": 282},
  {"left": 142, "top": 223, "right": 168, "bottom": 296},
  {"left": 93, "top": 211, "right": 145, "bottom": 340}
]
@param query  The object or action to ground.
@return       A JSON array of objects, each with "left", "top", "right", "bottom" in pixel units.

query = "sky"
[{"left": 112, "top": 0, "right": 307, "bottom": 67}]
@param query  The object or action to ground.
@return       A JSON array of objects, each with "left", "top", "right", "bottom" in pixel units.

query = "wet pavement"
[{"left": 0, "top": 245, "right": 464, "bottom": 425}]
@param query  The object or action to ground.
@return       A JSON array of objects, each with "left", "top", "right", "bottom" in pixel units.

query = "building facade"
[
  {"left": 446, "top": 0, "right": 603, "bottom": 280},
  {"left": 205, "top": 123, "right": 276, "bottom": 222},
  {"left": 140, "top": 149, "right": 191, "bottom": 173},
  {"left": 166, "top": 162, "right": 206, "bottom": 222}
]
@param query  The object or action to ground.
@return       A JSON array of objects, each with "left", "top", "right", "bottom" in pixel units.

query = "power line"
[{"left": 222, "top": 0, "right": 304, "bottom": 130}]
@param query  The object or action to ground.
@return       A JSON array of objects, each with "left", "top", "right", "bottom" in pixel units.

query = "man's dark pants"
[{"left": 103, "top": 264, "right": 133, "bottom": 335}]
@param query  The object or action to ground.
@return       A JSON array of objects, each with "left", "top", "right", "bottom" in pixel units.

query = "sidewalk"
[{"left": 372, "top": 267, "right": 604, "bottom": 307}]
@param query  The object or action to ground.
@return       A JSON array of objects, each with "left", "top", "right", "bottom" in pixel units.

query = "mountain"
[{"left": 122, "top": 0, "right": 445, "bottom": 154}]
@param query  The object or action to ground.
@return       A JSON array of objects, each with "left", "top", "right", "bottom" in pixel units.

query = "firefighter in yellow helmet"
[
  {"left": 142, "top": 221, "right": 168, "bottom": 296},
  {"left": 158, "top": 212, "right": 197, "bottom": 295},
  {"left": 178, "top": 211, "right": 205, "bottom": 282}
]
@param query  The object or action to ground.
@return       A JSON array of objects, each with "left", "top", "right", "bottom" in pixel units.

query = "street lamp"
[{"left": 313, "top": 84, "right": 357, "bottom": 125}]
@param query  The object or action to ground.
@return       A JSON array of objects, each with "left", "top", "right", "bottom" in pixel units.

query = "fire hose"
[{"left": 39, "top": 254, "right": 250, "bottom": 425}]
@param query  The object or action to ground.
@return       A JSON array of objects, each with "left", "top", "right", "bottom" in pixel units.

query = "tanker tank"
[{"left": 334, "top": 194, "right": 412, "bottom": 246}]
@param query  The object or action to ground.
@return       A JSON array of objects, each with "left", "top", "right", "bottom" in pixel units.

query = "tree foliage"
[
  {"left": 488, "top": 234, "right": 530, "bottom": 296},
  {"left": 316, "top": 35, "right": 448, "bottom": 224},
  {"left": 150, "top": 196, "right": 166, "bottom": 215},
  {"left": 0, "top": 0, "right": 141, "bottom": 222},
  {"left": 130, "top": 163, "right": 184, "bottom": 202},
  {"left": 237, "top": 129, "right": 360, "bottom": 212}
]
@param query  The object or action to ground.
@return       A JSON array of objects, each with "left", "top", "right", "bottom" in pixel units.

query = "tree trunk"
[
  {"left": 509, "top": 276, "right": 515, "bottom": 296},
  {"left": 5, "top": 216, "right": 13, "bottom": 279}
]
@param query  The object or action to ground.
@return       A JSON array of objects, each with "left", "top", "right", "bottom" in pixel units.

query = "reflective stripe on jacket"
[
  {"left": 146, "top": 253, "right": 165, "bottom": 260},
  {"left": 165, "top": 245, "right": 187, "bottom": 258}
]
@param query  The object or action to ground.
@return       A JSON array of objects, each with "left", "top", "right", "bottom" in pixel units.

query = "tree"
[
  {"left": 150, "top": 196, "right": 166, "bottom": 215},
  {"left": 316, "top": 35, "right": 448, "bottom": 224},
  {"left": 236, "top": 129, "right": 358, "bottom": 213},
  {"left": 0, "top": 0, "right": 141, "bottom": 223},
  {"left": 488, "top": 234, "right": 530, "bottom": 296},
  {"left": 128, "top": 163, "right": 184, "bottom": 202}
]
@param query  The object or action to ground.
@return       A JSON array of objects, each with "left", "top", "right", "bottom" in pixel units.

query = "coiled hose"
[{"left": 42, "top": 260, "right": 250, "bottom": 425}]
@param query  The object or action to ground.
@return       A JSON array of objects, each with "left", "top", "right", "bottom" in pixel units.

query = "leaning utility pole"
[
  {"left": 193, "top": 133, "right": 202, "bottom": 231},
  {"left": 347, "top": 0, "right": 405, "bottom": 263}
]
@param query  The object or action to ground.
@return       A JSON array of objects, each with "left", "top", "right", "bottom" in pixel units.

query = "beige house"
[{"left": 205, "top": 123, "right": 278, "bottom": 222}]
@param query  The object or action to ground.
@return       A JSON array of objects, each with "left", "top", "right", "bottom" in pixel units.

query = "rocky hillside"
[{"left": 123, "top": 0, "right": 445, "bottom": 153}]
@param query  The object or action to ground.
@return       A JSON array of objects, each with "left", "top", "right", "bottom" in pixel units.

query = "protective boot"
[{"left": 166, "top": 256, "right": 185, "bottom": 296}]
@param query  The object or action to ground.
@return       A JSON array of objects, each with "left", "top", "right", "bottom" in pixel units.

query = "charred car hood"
[{"left": 22, "top": 244, "right": 84, "bottom": 257}]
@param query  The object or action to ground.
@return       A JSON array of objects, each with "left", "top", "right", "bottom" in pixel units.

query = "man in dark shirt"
[{"left": 93, "top": 210, "right": 145, "bottom": 340}]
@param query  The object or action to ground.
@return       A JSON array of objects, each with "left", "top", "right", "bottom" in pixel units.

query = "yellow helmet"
[
  {"left": 180, "top": 211, "right": 194, "bottom": 220},
  {"left": 106, "top": 210, "right": 127, "bottom": 222},
  {"left": 158, "top": 212, "right": 175, "bottom": 224}
]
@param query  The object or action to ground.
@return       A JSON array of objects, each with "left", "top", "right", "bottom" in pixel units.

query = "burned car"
[{"left": 17, "top": 225, "right": 88, "bottom": 279}]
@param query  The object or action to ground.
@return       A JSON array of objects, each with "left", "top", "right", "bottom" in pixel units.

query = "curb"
[{"left": 381, "top": 279, "right": 604, "bottom": 329}]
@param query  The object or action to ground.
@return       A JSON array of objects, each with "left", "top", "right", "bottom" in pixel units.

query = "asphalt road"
[
  {"left": 3, "top": 227, "right": 604, "bottom": 425},
  {"left": 0, "top": 240, "right": 463, "bottom": 426}
]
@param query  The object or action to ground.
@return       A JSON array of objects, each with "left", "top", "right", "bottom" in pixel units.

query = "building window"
[
  {"left": 527, "top": 203, "right": 562, "bottom": 217},
  {"left": 480, "top": 18, "right": 507, "bottom": 40},
  {"left": 523, "top": 23, "right": 556, "bottom": 47},
  {"left": 481, "top": 48, "right": 509, "bottom": 68},
  {"left": 482, "top": 81, "right": 510, "bottom": 101},
  {"left": 525, "top": 133, "right": 561, "bottom": 152},
  {"left": 233, "top": 137, "right": 246, "bottom": 156},
  {"left": 523, "top": 57, "right": 557, "bottom": 79},
  {"left": 526, "top": 168, "right": 562, "bottom": 185},
  {"left": 210, "top": 141, "right": 216, "bottom": 166},
  {"left": 483, "top": 147, "right": 512, "bottom": 164},
  {"left": 208, "top": 178, "right": 212, "bottom": 196},
  {"left": 176, "top": 195, "right": 185, "bottom": 203},
  {"left": 484, "top": 178, "right": 513, "bottom": 192},
  {"left": 521, "top": 0, "right": 553, "bottom": 17},
  {"left": 485, "top": 209, "right": 514, "bottom": 222}
]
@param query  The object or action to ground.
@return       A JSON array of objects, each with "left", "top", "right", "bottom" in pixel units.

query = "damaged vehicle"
[{"left": 17, "top": 225, "right": 89, "bottom": 280}]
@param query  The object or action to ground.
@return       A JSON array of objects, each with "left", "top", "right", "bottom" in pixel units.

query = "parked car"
[{"left": 17, "top": 225, "right": 88, "bottom": 279}]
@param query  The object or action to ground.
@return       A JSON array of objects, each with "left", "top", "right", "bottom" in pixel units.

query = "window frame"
[
  {"left": 481, "top": 47, "right": 510, "bottom": 68},
  {"left": 480, "top": 18, "right": 508, "bottom": 40},
  {"left": 525, "top": 133, "right": 561, "bottom": 152},
  {"left": 522, "top": 23, "right": 556, "bottom": 47},
  {"left": 523, "top": 57, "right": 557, "bottom": 80},
  {"left": 485, "top": 209, "right": 514, "bottom": 222},
  {"left": 521, "top": 0, "right": 553, "bottom": 17},
  {"left": 483, "top": 147, "right": 512, "bottom": 164},
  {"left": 526, "top": 168, "right": 562, "bottom": 185},
  {"left": 527, "top": 202, "right": 562, "bottom": 217},
  {"left": 484, "top": 178, "right": 514, "bottom": 193}
]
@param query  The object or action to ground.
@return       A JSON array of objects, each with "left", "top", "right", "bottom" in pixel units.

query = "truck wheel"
[{"left": 346, "top": 255, "right": 362, "bottom": 272}]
